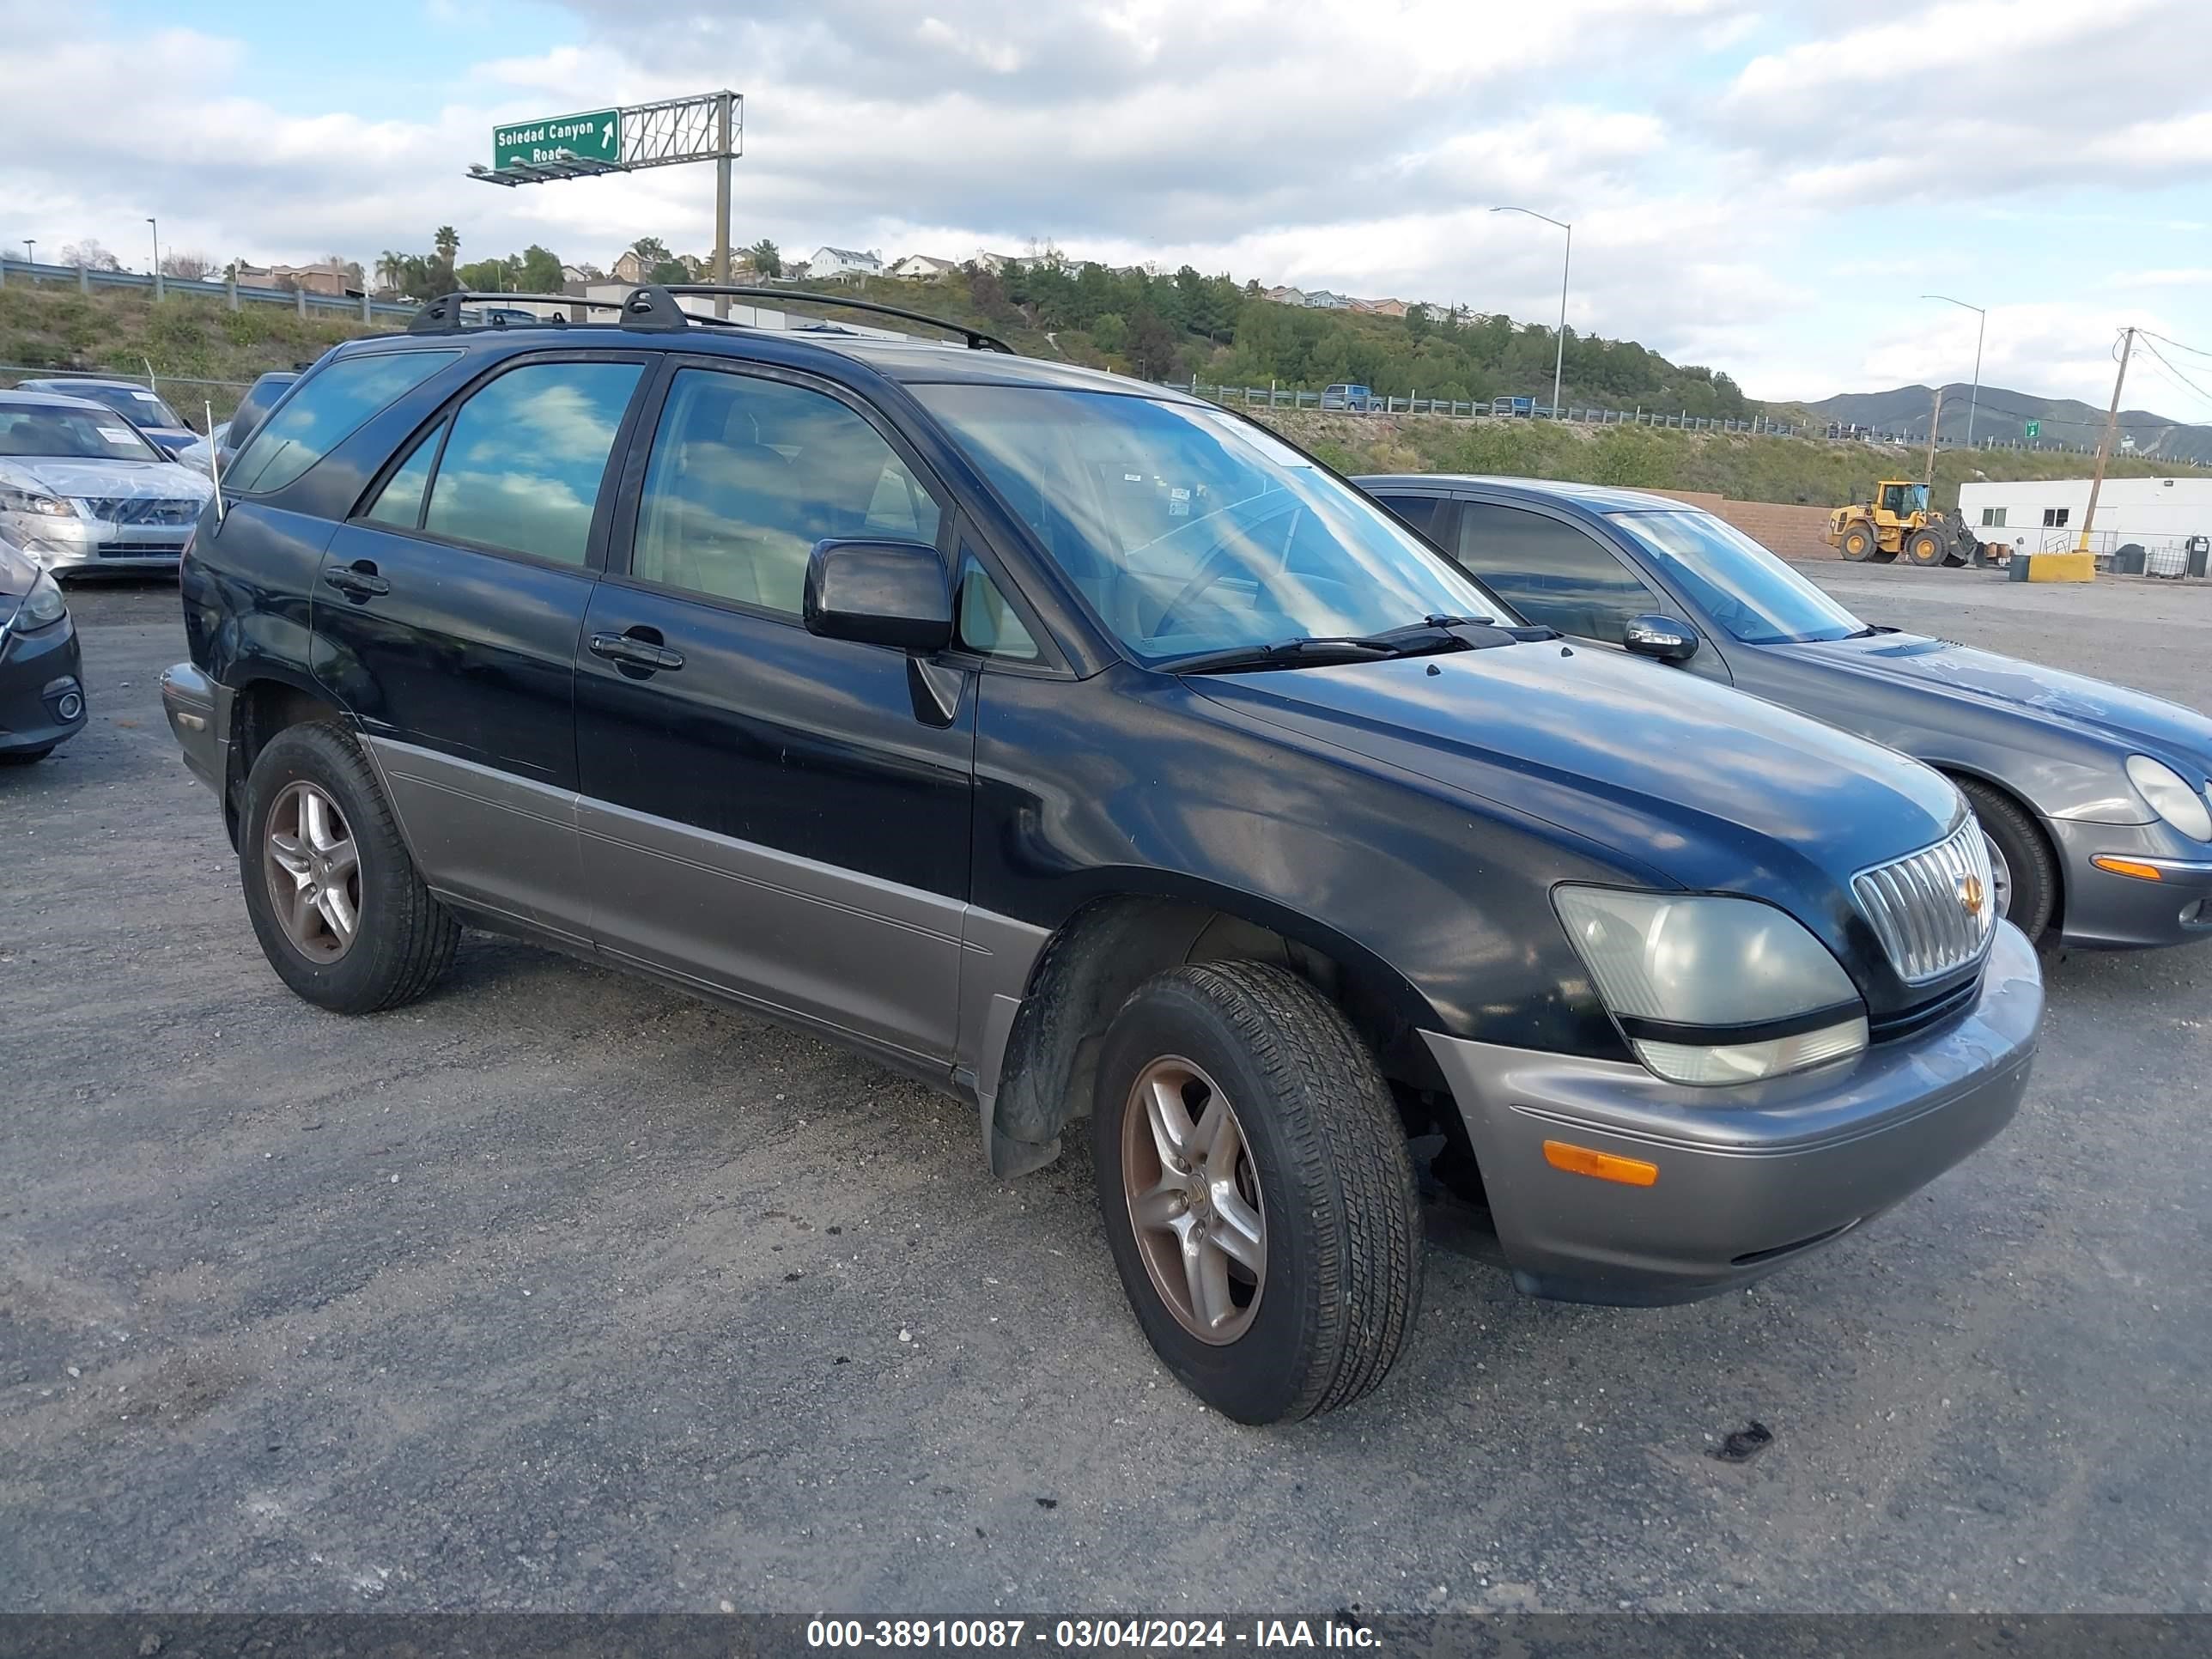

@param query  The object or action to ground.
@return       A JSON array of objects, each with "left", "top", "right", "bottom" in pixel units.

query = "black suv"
[{"left": 161, "top": 288, "right": 2043, "bottom": 1423}]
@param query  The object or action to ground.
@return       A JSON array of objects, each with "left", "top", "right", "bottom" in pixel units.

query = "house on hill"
[
  {"left": 809, "top": 246, "right": 884, "bottom": 281},
  {"left": 891, "top": 253, "right": 957, "bottom": 280}
]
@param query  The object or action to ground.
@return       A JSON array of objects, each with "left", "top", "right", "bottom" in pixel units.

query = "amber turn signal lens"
[
  {"left": 2092, "top": 855, "right": 2165, "bottom": 882},
  {"left": 1541, "top": 1139, "right": 1658, "bottom": 1186}
]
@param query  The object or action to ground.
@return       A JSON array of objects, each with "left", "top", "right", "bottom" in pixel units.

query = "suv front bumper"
[{"left": 1423, "top": 921, "right": 2042, "bottom": 1305}]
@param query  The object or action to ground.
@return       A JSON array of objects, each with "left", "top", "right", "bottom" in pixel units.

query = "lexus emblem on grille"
[{"left": 1958, "top": 874, "right": 1986, "bottom": 917}]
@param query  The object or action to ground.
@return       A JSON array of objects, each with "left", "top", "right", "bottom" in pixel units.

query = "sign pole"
[{"left": 714, "top": 91, "right": 733, "bottom": 321}]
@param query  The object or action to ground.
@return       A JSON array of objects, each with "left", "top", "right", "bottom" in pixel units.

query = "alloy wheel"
[
  {"left": 264, "top": 781, "right": 362, "bottom": 962},
  {"left": 1982, "top": 830, "right": 2014, "bottom": 924},
  {"left": 1121, "top": 1055, "right": 1267, "bottom": 1345}
]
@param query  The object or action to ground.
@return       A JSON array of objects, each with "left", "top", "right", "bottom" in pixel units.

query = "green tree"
[
  {"left": 745, "top": 238, "right": 781, "bottom": 277},
  {"left": 1091, "top": 313, "right": 1127, "bottom": 355},
  {"left": 517, "top": 244, "right": 562, "bottom": 291}
]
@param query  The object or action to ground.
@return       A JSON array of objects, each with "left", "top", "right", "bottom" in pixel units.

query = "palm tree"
[
  {"left": 374, "top": 251, "right": 404, "bottom": 294},
  {"left": 433, "top": 226, "right": 459, "bottom": 263}
]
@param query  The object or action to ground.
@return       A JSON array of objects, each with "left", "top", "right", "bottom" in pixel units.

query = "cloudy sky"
[{"left": 6, "top": 0, "right": 2210, "bottom": 410}]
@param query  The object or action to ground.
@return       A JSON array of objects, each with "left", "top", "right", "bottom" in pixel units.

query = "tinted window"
[
  {"left": 629, "top": 369, "right": 942, "bottom": 616},
  {"left": 422, "top": 361, "right": 642, "bottom": 565},
  {"left": 362, "top": 419, "right": 446, "bottom": 530},
  {"left": 957, "top": 553, "right": 1040, "bottom": 661},
  {"left": 1454, "top": 502, "right": 1656, "bottom": 644},
  {"left": 228, "top": 350, "right": 460, "bottom": 494},
  {"left": 228, "top": 374, "right": 299, "bottom": 448},
  {"left": 1374, "top": 495, "right": 1438, "bottom": 536},
  {"left": 73, "top": 384, "right": 188, "bottom": 428}
]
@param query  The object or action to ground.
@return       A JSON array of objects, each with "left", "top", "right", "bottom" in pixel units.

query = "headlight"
[
  {"left": 0, "top": 485, "right": 76, "bottom": 519},
  {"left": 16, "top": 571, "right": 68, "bottom": 629},
  {"left": 2125, "top": 755, "right": 2212, "bottom": 842},
  {"left": 1554, "top": 886, "right": 1868, "bottom": 1086}
]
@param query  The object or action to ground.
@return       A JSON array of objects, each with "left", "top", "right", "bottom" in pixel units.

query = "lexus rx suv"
[{"left": 161, "top": 288, "right": 2043, "bottom": 1423}]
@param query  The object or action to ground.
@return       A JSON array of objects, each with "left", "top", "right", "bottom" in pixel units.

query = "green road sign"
[
  {"left": 2024, "top": 420, "right": 2041, "bottom": 439},
  {"left": 494, "top": 109, "right": 621, "bottom": 170}
]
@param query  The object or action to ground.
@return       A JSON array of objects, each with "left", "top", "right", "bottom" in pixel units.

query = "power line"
[
  {"left": 2140, "top": 327, "right": 2212, "bottom": 362},
  {"left": 2135, "top": 336, "right": 2212, "bottom": 415}
]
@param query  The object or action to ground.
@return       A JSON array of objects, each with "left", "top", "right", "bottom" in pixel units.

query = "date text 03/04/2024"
[{"left": 803, "top": 1619, "right": 1380, "bottom": 1649}]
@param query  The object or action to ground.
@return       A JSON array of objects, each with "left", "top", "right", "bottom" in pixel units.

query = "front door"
[
  {"left": 313, "top": 352, "right": 650, "bottom": 941},
  {"left": 572, "top": 361, "right": 975, "bottom": 1065}
]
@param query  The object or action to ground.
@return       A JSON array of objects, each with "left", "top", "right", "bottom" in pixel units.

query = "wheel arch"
[
  {"left": 1936, "top": 764, "right": 2065, "bottom": 935},
  {"left": 222, "top": 672, "right": 349, "bottom": 851},
  {"left": 981, "top": 881, "right": 1448, "bottom": 1178}
]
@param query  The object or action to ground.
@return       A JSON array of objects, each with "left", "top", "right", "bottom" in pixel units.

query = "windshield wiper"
[
  {"left": 1166, "top": 636, "right": 1398, "bottom": 675},
  {"left": 1166, "top": 617, "right": 1510, "bottom": 676}
]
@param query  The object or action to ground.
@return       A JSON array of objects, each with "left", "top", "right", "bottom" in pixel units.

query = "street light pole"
[
  {"left": 1921, "top": 294, "right": 1985, "bottom": 447},
  {"left": 1493, "top": 206, "right": 1571, "bottom": 416},
  {"left": 148, "top": 216, "right": 161, "bottom": 301},
  {"left": 24, "top": 240, "right": 33, "bottom": 265}
]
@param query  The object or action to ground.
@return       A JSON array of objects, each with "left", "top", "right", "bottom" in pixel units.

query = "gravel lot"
[{"left": 4, "top": 564, "right": 2209, "bottom": 1615}]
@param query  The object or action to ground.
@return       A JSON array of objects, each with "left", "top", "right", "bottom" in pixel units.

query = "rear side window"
[
  {"left": 629, "top": 368, "right": 942, "bottom": 615},
  {"left": 1374, "top": 495, "right": 1437, "bottom": 536},
  {"left": 422, "top": 361, "right": 643, "bottom": 565},
  {"left": 227, "top": 351, "right": 460, "bottom": 495}
]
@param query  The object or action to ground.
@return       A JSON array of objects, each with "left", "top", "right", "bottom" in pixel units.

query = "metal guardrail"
[
  {"left": 1181, "top": 380, "right": 1800, "bottom": 434},
  {"left": 0, "top": 257, "right": 416, "bottom": 320}
]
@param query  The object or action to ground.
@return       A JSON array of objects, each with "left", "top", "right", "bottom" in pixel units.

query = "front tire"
[
  {"left": 1839, "top": 522, "right": 1879, "bottom": 562},
  {"left": 1957, "top": 777, "right": 2057, "bottom": 944},
  {"left": 238, "top": 721, "right": 459, "bottom": 1014},
  {"left": 1906, "top": 528, "right": 1945, "bottom": 565},
  {"left": 1091, "top": 962, "right": 1422, "bottom": 1424}
]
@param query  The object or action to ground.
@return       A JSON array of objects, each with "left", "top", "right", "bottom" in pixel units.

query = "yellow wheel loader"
[{"left": 1826, "top": 480, "right": 1979, "bottom": 567}]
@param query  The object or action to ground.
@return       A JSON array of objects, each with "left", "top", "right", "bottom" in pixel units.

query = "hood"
[
  {"left": 0, "top": 456, "right": 214, "bottom": 501},
  {"left": 1191, "top": 639, "right": 1963, "bottom": 898},
  {"left": 1778, "top": 632, "right": 2212, "bottom": 775}
]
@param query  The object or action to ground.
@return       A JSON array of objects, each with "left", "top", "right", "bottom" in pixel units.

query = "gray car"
[
  {"left": 1358, "top": 474, "right": 2212, "bottom": 951},
  {"left": 0, "top": 392, "right": 214, "bottom": 574}
]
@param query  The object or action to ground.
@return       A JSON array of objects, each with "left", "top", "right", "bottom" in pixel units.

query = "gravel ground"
[{"left": 3, "top": 566, "right": 2209, "bottom": 1615}]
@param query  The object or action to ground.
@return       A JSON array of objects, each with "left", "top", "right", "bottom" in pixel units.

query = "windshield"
[
  {"left": 0, "top": 404, "right": 165, "bottom": 462},
  {"left": 1607, "top": 509, "right": 1866, "bottom": 645},
  {"left": 913, "top": 386, "right": 1500, "bottom": 665},
  {"left": 76, "top": 384, "right": 189, "bottom": 429}
]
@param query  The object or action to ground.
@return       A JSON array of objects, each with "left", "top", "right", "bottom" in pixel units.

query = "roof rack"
[
  {"left": 404, "top": 290, "right": 692, "bottom": 335},
  {"left": 654, "top": 284, "right": 1016, "bottom": 353}
]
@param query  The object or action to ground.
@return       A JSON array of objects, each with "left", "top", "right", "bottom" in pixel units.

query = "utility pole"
[
  {"left": 1924, "top": 386, "right": 1943, "bottom": 488},
  {"left": 2078, "top": 326, "right": 2135, "bottom": 554},
  {"left": 1492, "top": 207, "right": 1571, "bottom": 417},
  {"left": 148, "top": 216, "right": 161, "bottom": 301}
]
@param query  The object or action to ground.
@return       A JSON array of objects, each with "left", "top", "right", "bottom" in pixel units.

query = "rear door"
[
  {"left": 572, "top": 358, "right": 975, "bottom": 1065},
  {"left": 313, "top": 350, "right": 652, "bottom": 942}
]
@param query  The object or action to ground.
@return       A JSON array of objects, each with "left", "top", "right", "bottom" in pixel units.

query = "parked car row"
[{"left": 49, "top": 286, "right": 2183, "bottom": 1425}]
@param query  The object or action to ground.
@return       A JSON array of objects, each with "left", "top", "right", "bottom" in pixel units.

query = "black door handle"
[
  {"left": 589, "top": 631, "right": 684, "bottom": 672},
  {"left": 324, "top": 562, "right": 390, "bottom": 599}
]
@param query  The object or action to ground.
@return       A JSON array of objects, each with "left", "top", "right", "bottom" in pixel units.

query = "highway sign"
[
  {"left": 494, "top": 109, "right": 621, "bottom": 170},
  {"left": 2025, "top": 420, "right": 2041, "bottom": 439}
]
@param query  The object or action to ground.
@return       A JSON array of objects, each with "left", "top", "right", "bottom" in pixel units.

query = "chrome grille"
[{"left": 1853, "top": 818, "right": 1998, "bottom": 984}]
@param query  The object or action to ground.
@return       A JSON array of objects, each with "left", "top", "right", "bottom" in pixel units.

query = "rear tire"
[
  {"left": 1907, "top": 528, "right": 1945, "bottom": 565},
  {"left": 1956, "top": 777, "right": 2057, "bottom": 945},
  {"left": 1091, "top": 961, "right": 1423, "bottom": 1424},
  {"left": 238, "top": 720, "right": 459, "bottom": 1014}
]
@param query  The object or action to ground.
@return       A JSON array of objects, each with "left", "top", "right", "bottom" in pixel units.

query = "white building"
[
  {"left": 890, "top": 254, "right": 957, "bottom": 280},
  {"left": 807, "top": 246, "right": 883, "bottom": 281},
  {"left": 1957, "top": 476, "right": 2212, "bottom": 567},
  {"left": 969, "top": 249, "right": 1021, "bottom": 274}
]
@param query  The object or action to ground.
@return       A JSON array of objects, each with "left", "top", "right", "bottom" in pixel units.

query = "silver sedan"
[{"left": 0, "top": 391, "right": 214, "bottom": 575}]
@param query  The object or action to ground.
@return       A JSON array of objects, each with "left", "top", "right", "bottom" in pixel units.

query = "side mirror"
[
  {"left": 803, "top": 539, "right": 953, "bottom": 654},
  {"left": 1623, "top": 614, "right": 1700, "bottom": 664}
]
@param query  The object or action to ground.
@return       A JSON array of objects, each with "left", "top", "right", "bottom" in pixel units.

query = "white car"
[{"left": 0, "top": 390, "right": 214, "bottom": 574}]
